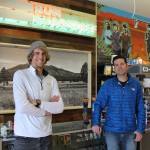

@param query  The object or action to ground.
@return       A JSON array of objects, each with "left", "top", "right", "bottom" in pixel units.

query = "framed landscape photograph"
[{"left": 0, "top": 43, "right": 91, "bottom": 113}]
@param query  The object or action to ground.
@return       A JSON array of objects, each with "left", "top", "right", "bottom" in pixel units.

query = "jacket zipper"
[
  {"left": 122, "top": 87, "right": 125, "bottom": 96},
  {"left": 38, "top": 76, "right": 43, "bottom": 90},
  {"left": 40, "top": 81, "right": 43, "bottom": 90}
]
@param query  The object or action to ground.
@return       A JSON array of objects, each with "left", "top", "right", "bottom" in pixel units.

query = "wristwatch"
[{"left": 35, "top": 99, "right": 41, "bottom": 108}]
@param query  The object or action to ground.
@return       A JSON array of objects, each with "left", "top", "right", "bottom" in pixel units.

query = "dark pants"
[{"left": 14, "top": 135, "right": 52, "bottom": 150}]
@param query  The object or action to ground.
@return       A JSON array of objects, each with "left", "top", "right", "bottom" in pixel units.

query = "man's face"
[
  {"left": 123, "top": 28, "right": 127, "bottom": 33},
  {"left": 114, "top": 58, "right": 128, "bottom": 75},
  {"left": 105, "top": 22, "right": 109, "bottom": 29},
  {"left": 31, "top": 48, "right": 47, "bottom": 69}
]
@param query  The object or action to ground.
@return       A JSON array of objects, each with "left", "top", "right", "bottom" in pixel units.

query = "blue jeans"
[
  {"left": 14, "top": 135, "right": 52, "bottom": 150},
  {"left": 105, "top": 131, "right": 137, "bottom": 150}
]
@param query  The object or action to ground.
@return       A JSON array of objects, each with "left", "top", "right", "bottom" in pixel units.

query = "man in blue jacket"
[{"left": 92, "top": 55, "right": 145, "bottom": 150}]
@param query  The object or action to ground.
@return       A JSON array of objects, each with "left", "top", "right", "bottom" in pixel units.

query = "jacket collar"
[
  {"left": 114, "top": 73, "right": 133, "bottom": 84},
  {"left": 29, "top": 65, "right": 49, "bottom": 77}
]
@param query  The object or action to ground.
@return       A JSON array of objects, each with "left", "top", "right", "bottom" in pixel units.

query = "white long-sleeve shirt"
[{"left": 13, "top": 66, "right": 64, "bottom": 137}]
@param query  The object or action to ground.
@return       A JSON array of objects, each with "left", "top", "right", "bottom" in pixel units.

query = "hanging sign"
[
  {"left": 0, "top": 0, "right": 96, "bottom": 37},
  {"left": 143, "top": 65, "right": 150, "bottom": 73}
]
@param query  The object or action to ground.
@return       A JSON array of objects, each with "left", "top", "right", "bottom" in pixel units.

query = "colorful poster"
[{"left": 97, "top": 4, "right": 150, "bottom": 63}]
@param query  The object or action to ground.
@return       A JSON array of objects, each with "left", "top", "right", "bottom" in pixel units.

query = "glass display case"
[{"left": 52, "top": 121, "right": 106, "bottom": 150}]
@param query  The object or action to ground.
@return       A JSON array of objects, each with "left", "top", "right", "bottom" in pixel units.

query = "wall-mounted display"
[
  {"left": 97, "top": 3, "right": 150, "bottom": 63},
  {"left": 0, "top": 43, "right": 91, "bottom": 113}
]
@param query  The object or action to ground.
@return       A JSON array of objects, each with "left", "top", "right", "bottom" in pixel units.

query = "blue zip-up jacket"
[{"left": 92, "top": 74, "right": 145, "bottom": 133}]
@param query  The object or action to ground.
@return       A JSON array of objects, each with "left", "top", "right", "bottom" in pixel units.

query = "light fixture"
[
  {"left": 131, "top": 0, "right": 136, "bottom": 19},
  {"left": 134, "top": 20, "right": 139, "bottom": 28},
  {"left": 131, "top": 0, "right": 150, "bottom": 28},
  {"left": 131, "top": 0, "right": 139, "bottom": 28}
]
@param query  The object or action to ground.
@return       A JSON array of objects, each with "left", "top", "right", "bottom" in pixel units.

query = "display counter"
[
  {"left": 0, "top": 121, "right": 106, "bottom": 150},
  {"left": 52, "top": 120, "right": 106, "bottom": 150},
  {"left": 1, "top": 121, "right": 150, "bottom": 150}
]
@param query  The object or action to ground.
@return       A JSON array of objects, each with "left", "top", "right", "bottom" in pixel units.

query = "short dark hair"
[{"left": 113, "top": 55, "right": 127, "bottom": 64}]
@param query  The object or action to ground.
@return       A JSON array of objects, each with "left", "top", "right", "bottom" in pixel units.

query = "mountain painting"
[{"left": 0, "top": 44, "right": 91, "bottom": 112}]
